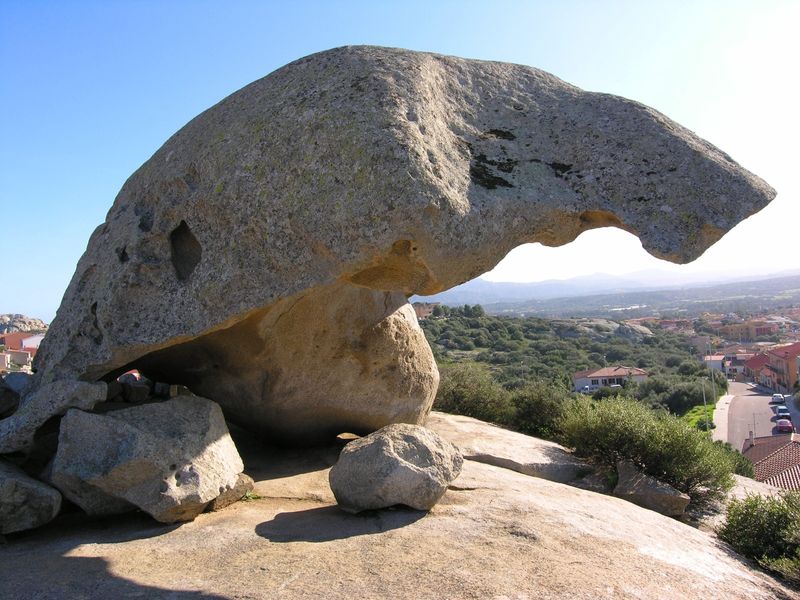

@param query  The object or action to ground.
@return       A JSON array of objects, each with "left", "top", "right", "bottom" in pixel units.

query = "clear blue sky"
[{"left": 2, "top": 1, "right": 797, "bottom": 321}]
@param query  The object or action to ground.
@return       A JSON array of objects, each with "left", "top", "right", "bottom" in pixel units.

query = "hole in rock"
[{"left": 170, "top": 220, "right": 202, "bottom": 281}]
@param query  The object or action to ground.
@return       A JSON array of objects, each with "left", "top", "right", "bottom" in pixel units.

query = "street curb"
[{"left": 712, "top": 393, "right": 734, "bottom": 443}]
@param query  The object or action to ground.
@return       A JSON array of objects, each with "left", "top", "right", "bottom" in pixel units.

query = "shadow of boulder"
[{"left": 255, "top": 505, "right": 425, "bottom": 543}]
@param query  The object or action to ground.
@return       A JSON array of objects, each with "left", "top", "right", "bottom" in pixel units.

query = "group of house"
[
  {"left": 0, "top": 331, "right": 45, "bottom": 373},
  {"left": 703, "top": 341, "right": 800, "bottom": 395}
]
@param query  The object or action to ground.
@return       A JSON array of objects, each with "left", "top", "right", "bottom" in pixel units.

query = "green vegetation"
[
  {"left": 425, "top": 307, "right": 752, "bottom": 505},
  {"left": 682, "top": 404, "right": 715, "bottom": 430},
  {"left": 720, "top": 492, "right": 800, "bottom": 584},
  {"left": 558, "top": 396, "right": 735, "bottom": 505},
  {"left": 434, "top": 362, "right": 569, "bottom": 439},
  {"left": 422, "top": 307, "right": 726, "bottom": 419}
]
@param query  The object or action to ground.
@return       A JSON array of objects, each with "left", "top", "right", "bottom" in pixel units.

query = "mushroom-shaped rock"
[
  {"left": 0, "top": 459, "right": 62, "bottom": 534},
  {"left": 329, "top": 423, "right": 463, "bottom": 513},
  {"left": 30, "top": 46, "right": 775, "bottom": 445},
  {"left": 49, "top": 396, "right": 244, "bottom": 523}
]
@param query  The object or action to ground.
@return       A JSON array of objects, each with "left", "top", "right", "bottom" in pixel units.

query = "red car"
[{"left": 776, "top": 419, "right": 795, "bottom": 433}]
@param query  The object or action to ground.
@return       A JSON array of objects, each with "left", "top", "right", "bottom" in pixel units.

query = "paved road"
[{"left": 725, "top": 381, "right": 797, "bottom": 451}]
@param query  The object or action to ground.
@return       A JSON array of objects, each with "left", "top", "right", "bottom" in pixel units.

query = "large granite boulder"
[
  {"left": 49, "top": 396, "right": 244, "bottom": 523},
  {"left": 31, "top": 46, "right": 775, "bottom": 445},
  {"left": 0, "top": 459, "right": 61, "bottom": 534},
  {"left": 329, "top": 423, "right": 463, "bottom": 513},
  {"left": 0, "top": 380, "right": 107, "bottom": 454}
]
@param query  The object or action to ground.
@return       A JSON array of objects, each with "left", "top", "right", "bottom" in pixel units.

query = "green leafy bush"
[
  {"left": 558, "top": 396, "right": 735, "bottom": 505},
  {"left": 434, "top": 362, "right": 514, "bottom": 425},
  {"left": 713, "top": 440, "right": 754, "bottom": 478},
  {"left": 510, "top": 381, "right": 570, "bottom": 439},
  {"left": 719, "top": 492, "right": 800, "bottom": 584}
]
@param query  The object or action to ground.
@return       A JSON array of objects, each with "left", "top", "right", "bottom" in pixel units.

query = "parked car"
[
  {"left": 776, "top": 406, "right": 792, "bottom": 420},
  {"left": 771, "top": 393, "right": 785, "bottom": 404},
  {"left": 776, "top": 419, "right": 794, "bottom": 433}
]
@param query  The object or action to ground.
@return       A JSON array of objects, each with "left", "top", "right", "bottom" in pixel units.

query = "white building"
[
  {"left": 573, "top": 366, "right": 649, "bottom": 392},
  {"left": 21, "top": 334, "right": 45, "bottom": 349}
]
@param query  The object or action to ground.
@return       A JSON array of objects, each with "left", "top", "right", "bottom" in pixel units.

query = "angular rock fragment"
[
  {"left": 613, "top": 460, "right": 690, "bottom": 517},
  {"left": 329, "top": 423, "right": 463, "bottom": 513},
  {"left": 0, "top": 459, "right": 61, "bottom": 534},
  {"left": 50, "top": 396, "right": 244, "bottom": 523},
  {"left": 30, "top": 46, "right": 775, "bottom": 444},
  {"left": 0, "top": 380, "right": 107, "bottom": 453}
]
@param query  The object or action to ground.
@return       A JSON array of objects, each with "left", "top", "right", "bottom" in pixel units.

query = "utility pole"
[{"left": 701, "top": 379, "right": 709, "bottom": 430}]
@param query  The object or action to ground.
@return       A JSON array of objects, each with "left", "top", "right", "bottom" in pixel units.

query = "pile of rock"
[
  {"left": 0, "top": 371, "right": 252, "bottom": 534},
  {"left": 0, "top": 368, "right": 464, "bottom": 534}
]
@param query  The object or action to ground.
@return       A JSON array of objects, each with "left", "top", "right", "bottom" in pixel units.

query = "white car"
[{"left": 771, "top": 393, "right": 785, "bottom": 404}]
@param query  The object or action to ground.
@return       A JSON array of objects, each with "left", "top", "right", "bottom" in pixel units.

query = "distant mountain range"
[{"left": 414, "top": 269, "right": 800, "bottom": 318}]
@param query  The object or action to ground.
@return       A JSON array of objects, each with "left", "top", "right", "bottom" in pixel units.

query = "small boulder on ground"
[
  {"left": 0, "top": 458, "right": 61, "bottom": 534},
  {"left": 329, "top": 423, "right": 463, "bottom": 513},
  {"left": 613, "top": 459, "right": 690, "bottom": 517},
  {"left": 0, "top": 380, "right": 107, "bottom": 454},
  {"left": 49, "top": 396, "right": 244, "bottom": 523}
]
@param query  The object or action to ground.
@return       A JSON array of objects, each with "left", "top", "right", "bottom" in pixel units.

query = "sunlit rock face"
[{"left": 32, "top": 46, "right": 775, "bottom": 444}]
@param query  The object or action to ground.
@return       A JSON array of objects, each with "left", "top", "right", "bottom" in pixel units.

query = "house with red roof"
[
  {"left": 766, "top": 342, "right": 800, "bottom": 393},
  {"left": 742, "top": 433, "right": 800, "bottom": 491},
  {"left": 572, "top": 366, "right": 648, "bottom": 392},
  {"left": 744, "top": 353, "right": 770, "bottom": 381}
]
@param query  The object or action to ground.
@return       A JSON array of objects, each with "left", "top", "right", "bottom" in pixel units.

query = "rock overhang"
[{"left": 27, "top": 45, "right": 775, "bottom": 444}]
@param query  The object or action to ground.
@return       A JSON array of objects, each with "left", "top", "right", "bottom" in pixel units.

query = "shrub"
[
  {"left": 557, "top": 396, "right": 735, "bottom": 505},
  {"left": 434, "top": 362, "right": 514, "bottom": 425},
  {"left": 719, "top": 492, "right": 800, "bottom": 584},
  {"left": 713, "top": 440, "right": 754, "bottom": 478},
  {"left": 510, "top": 381, "right": 570, "bottom": 440}
]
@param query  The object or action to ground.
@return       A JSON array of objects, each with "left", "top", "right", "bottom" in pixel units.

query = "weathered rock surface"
[
  {"left": 31, "top": 45, "right": 775, "bottom": 444},
  {"left": 0, "top": 380, "right": 107, "bottom": 454},
  {"left": 613, "top": 459, "right": 691, "bottom": 517},
  {"left": 426, "top": 411, "right": 590, "bottom": 483},
  {"left": 49, "top": 396, "right": 244, "bottom": 523},
  {"left": 0, "top": 423, "right": 795, "bottom": 599},
  {"left": 329, "top": 423, "right": 463, "bottom": 513},
  {"left": 0, "top": 458, "right": 61, "bottom": 534}
]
